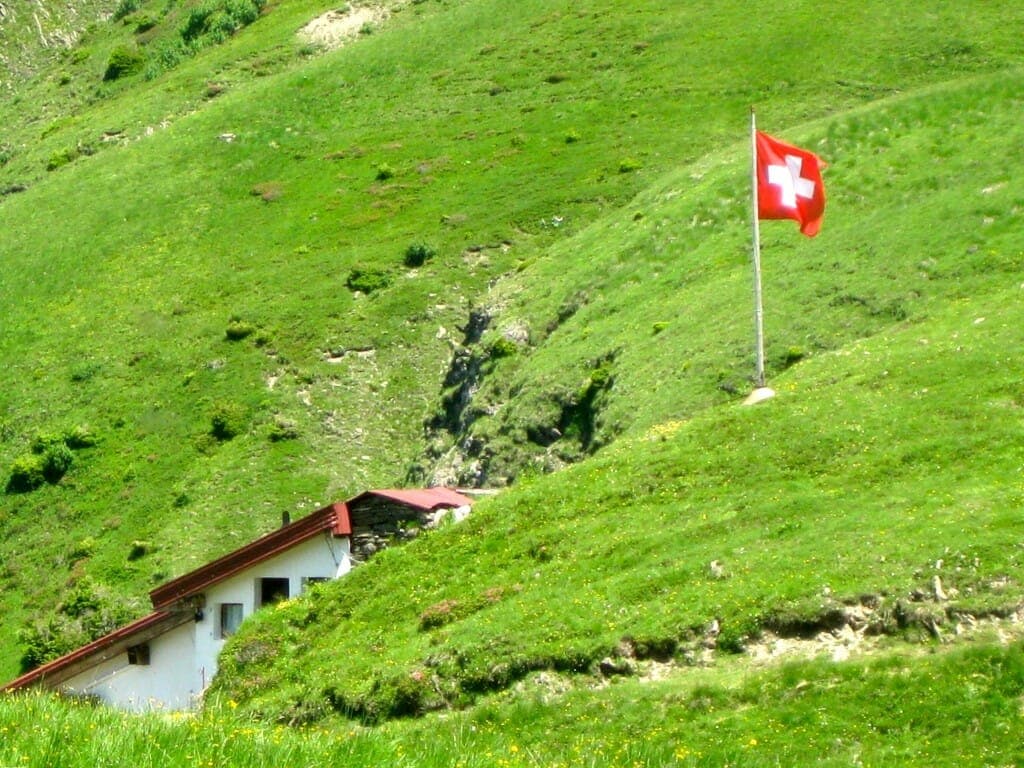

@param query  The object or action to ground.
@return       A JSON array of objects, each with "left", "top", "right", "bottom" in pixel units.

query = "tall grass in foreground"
[{"left": 4, "top": 641, "right": 1023, "bottom": 766}]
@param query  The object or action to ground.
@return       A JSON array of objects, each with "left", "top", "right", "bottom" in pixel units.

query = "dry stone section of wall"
[{"left": 348, "top": 497, "right": 456, "bottom": 563}]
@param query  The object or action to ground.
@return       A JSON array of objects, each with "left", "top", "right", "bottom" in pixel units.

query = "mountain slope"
[
  {"left": 210, "top": 64, "right": 1024, "bottom": 720},
  {"left": 0, "top": 0, "right": 1022, "bottom": 722}
]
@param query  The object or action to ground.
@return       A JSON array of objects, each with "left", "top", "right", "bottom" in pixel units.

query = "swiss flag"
[{"left": 756, "top": 131, "right": 826, "bottom": 237}]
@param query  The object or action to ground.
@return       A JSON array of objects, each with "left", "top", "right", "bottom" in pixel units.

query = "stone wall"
[{"left": 348, "top": 497, "right": 458, "bottom": 563}]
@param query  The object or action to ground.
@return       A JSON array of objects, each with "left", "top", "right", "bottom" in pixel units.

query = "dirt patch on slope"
[{"left": 298, "top": 5, "right": 389, "bottom": 50}]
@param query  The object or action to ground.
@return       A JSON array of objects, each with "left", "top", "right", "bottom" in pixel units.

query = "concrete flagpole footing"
[{"left": 743, "top": 387, "right": 776, "bottom": 405}]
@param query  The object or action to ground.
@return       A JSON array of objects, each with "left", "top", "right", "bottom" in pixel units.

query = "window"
[
  {"left": 258, "top": 577, "right": 290, "bottom": 607},
  {"left": 127, "top": 644, "right": 150, "bottom": 665},
  {"left": 220, "top": 603, "right": 244, "bottom": 639}
]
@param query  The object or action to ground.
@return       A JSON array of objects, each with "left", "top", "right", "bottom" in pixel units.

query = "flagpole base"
[{"left": 743, "top": 387, "right": 776, "bottom": 406}]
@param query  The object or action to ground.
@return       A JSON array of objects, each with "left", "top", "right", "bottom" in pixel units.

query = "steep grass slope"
[
  {"left": 6, "top": 642, "right": 1024, "bottom": 766},
  {"left": 209, "top": 22, "right": 1024, "bottom": 728},
  {"left": 0, "top": 0, "right": 1022, "bottom": 713}
]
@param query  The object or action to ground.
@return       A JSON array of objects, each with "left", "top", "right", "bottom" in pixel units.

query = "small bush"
[
  {"left": 225, "top": 320, "right": 256, "bottom": 340},
  {"left": 618, "top": 157, "right": 642, "bottom": 173},
  {"left": 70, "top": 362, "right": 101, "bottom": 382},
  {"left": 127, "top": 540, "right": 155, "bottom": 561},
  {"left": 209, "top": 402, "right": 247, "bottom": 441},
  {"left": 488, "top": 337, "right": 519, "bottom": 359},
  {"left": 268, "top": 417, "right": 299, "bottom": 442},
  {"left": 46, "top": 147, "right": 80, "bottom": 171},
  {"left": 403, "top": 242, "right": 436, "bottom": 268},
  {"left": 129, "top": 13, "right": 159, "bottom": 33},
  {"left": 18, "top": 578, "right": 135, "bottom": 672},
  {"left": 6, "top": 455, "right": 45, "bottom": 493},
  {"left": 112, "top": 0, "right": 143, "bottom": 21},
  {"left": 782, "top": 346, "right": 806, "bottom": 367},
  {"left": 346, "top": 267, "right": 391, "bottom": 294},
  {"left": 40, "top": 443, "right": 74, "bottom": 483},
  {"left": 145, "top": 39, "right": 187, "bottom": 77},
  {"left": 375, "top": 163, "right": 395, "bottom": 181},
  {"left": 69, "top": 537, "right": 97, "bottom": 561},
  {"left": 180, "top": 0, "right": 264, "bottom": 45},
  {"left": 103, "top": 45, "right": 146, "bottom": 81},
  {"left": 63, "top": 425, "right": 99, "bottom": 449},
  {"left": 6, "top": 428, "right": 94, "bottom": 492}
]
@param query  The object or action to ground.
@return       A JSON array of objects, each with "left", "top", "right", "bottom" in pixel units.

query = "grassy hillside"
[
  {"left": 2, "top": 0, "right": 1024, "bottom": 762},
  {"left": 5, "top": 641, "right": 1024, "bottom": 766}
]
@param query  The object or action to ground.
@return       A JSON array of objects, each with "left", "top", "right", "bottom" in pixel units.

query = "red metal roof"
[
  {"left": 2, "top": 609, "right": 192, "bottom": 692},
  {"left": 351, "top": 487, "right": 475, "bottom": 510},
  {"left": 150, "top": 501, "right": 350, "bottom": 609}
]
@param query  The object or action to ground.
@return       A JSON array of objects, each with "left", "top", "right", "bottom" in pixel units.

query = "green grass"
[
  {"left": 4, "top": 641, "right": 1024, "bottom": 765},
  {"left": 3, "top": 0, "right": 1024, "bottom": 763},
  {"left": 212, "top": 279, "right": 1024, "bottom": 720}
]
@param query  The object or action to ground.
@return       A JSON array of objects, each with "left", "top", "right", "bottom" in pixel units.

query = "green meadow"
[
  {"left": 4, "top": 642, "right": 1024, "bottom": 766},
  {"left": 2, "top": 0, "right": 1024, "bottom": 763}
]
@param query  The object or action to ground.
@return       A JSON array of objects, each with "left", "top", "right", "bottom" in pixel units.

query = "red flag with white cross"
[{"left": 755, "top": 131, "right": 826, "bottom": 237}]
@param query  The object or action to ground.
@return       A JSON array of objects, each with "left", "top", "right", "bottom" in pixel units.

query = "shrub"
[
  {"left": 225, "top": 319, "right": 256, "bottom": 340},
  {"left": 180, "top": 0, "right": 264, "bottom": 45},
  {"left": 70, "top": 361, "right": 100, "bottom": 382},
  {"left": 46, "top": 147, "right": 79, "bottom": 171},
  {"left": 782, "top": 346, "right": 806, "bottom": 367},
  {"left": 403, "top": 242, "right": 436, "bottom": 268},
  {"left": 63, "top": 425, "right": 99, "bottom": 449},
  {"left": 18, "top": 579, "right": 135, "bottom": 672},
  {"left": 103, "top": 45, "right": 146, "bottom": 81},
  {"left": 31, "top": 432, "right": 65, "bottom": 454},
  {"left": 375, "top": 163, "right": 395, "bottom": 181},
  {"left": 346, "top": 267, "right": 391, "bottom": 294},
  {"left": 69, "top": 47, "right": 91, "bottom": 65},
  {"left": 40, "top": 442, "right": 74, "bottom": 483},
  {"left": 127, "top": 540, "right": 155, "bottom": 561},
  {"left": 69, "top": 537, "right": 97, "bottom": 561},
  {"left": 129, "top": 13, "right": 159, "bottom": 33},
  {"left": 268, "top": 417, "right": 299, "bottom": 442},
  {"left": 618, "top": 156, "right": 642, "bottom": 173},
  {"left": 488, "top": 337, "right": 519, "bottom": 359},
  {"left": 6, "top": 455, "right": 45, "bottom": 493},
  {"left": 112, "top": 0, "right": 143, "bottom": 21},
  {"left": 5, "top": 428, "right": 94, "bottom": 492},
  {"left": 210, "top": 402, "right": 247, "bottom": 441},
  {"left": 145, "top": 39, "right": 187, "bottom": 77}
]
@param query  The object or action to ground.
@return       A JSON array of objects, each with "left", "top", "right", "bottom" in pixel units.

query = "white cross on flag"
[{"left": 756, "top": 131, "right": 826, "bottom": 237}]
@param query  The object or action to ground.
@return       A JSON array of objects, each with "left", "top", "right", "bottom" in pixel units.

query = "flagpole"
[{"left": 749, "top": 106, "right": 766, "bottom": 389}]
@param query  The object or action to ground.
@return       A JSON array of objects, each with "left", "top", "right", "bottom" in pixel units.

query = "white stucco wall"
[
  {"left": 59, "top": 531, "right": 351, "bottom": 711},
  {"left": 60, "top": 620, "right": 198, "bottom": 712},
  {"left": 195, "top": 533, "right": 351, "bottom": 684}
]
